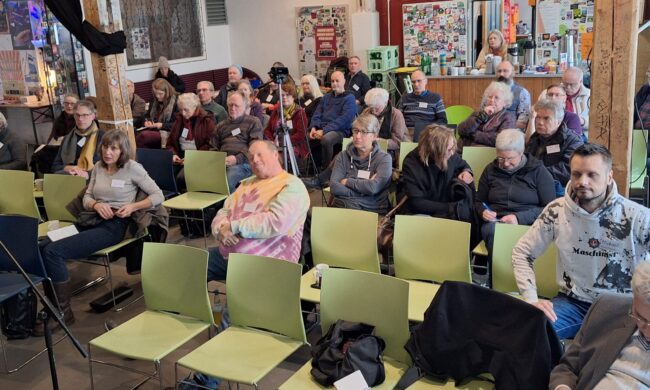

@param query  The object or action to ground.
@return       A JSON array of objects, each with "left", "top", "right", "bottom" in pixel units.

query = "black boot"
[{"left": 32, "top": 280, "right": 75, "bottom": 336}]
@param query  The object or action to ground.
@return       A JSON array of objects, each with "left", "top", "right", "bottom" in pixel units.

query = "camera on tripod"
[{"left": 269, "top": 66, "right": 289, "bottom": 84}]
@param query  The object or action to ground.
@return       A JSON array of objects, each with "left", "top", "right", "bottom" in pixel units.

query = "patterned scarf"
[{"left": 76, "top": 122, "right": 99, "bottom": 171}]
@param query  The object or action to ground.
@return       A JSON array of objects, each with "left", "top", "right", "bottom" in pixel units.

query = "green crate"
[
  {"left": 369, "top": 71, "right": 397, "bottom": 92},
  {"left": 367, "top": 46, "right": 399, "bottom": 72}
]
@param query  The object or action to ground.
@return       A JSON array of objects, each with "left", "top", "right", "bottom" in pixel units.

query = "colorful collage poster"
[
  {"left": 536, "top": 0, "right": 594, "bottom": 65},
  {"left": 6, "top": 1, "right": 33, "bottom": 50},
  {"left": 402, "top": 1, "right": 468, "bottom": 67},
  {"left": 296, "top": 5, "right": 349, "bottom": 80}
]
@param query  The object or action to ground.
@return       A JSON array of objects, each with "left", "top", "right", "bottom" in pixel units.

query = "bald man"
[
  {"left": 397, "top": 70, "right": 447, "bottom": 128},
  {"left": 540, "top": 67, "right": 590, "bottom": 132},
  {"left": 309, "top": 70, "right": 356, "bottom": 168},
  {"left": 495, "top": 61, "right": 531, "bottom": 129}
]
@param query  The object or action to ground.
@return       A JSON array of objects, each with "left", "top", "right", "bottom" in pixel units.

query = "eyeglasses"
[
  {"left": 74, "top": 113, "right": 93, "bottom": 119},
  {"left": 546, "top": 92, "right": 566, "bottom": 98},
  {"left": 412, "top": 79, "right": 427, "bottom": 84},
  {"left": 63, "top": 101, "right": 77, "bottom": 106},
  {"left": 496, "top": 154, "right": 521, "bottom": 164},
  {"left": 628, "top": 309, "right": 650, "bottom": 328},
  {"left": 352, "top": 129, "right": 375, "bottom": 136},
  {"left": 562, "top": 81, "right": 580, "bottom": 88},
  {"left": 196, "top": 88, "right": 211, "bottom": 93}
]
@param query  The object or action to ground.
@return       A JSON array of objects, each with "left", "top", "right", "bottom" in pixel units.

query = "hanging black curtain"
[{"left": 44, "top": 0, "right": 126, "bottom": 56}]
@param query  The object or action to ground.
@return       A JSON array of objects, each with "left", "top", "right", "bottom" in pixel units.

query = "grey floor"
[{"left": 0, "top": 189, "right": 329, "bottom": 390}]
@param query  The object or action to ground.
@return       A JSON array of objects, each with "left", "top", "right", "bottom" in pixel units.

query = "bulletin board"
[
  {"left": 402, "top": 1, "right": 469, "bottom": 67},
  {"left": 296, "top": 5, "right": 349, "bottom": 81},
  {"left": 535, "top": 0, "right": 594, "bottom": 66},
  {"left": 119, "top": 0, "right": 205, "bottom": 67}
]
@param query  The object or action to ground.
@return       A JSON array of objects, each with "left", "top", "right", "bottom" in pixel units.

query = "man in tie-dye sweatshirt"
[{"left": 207, "top": 140, "right": 310, "bottom": 281}]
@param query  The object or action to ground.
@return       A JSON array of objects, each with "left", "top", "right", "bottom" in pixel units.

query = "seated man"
[
  {"left": 525, "top": 99, "right": 583, "bottom": 196},
  {"left": 215, "top": 65, "right": 243, "bottom": 108},
  {"left": 397, "top": 70, "right": 447, "bottom": 128},
  {"left": 512, "top": 143, "right": 650, "bottom": 339},
  {"left": 309, "top": 70, "right": 356, "bottom": 169},
  {"left": 52, "top": 100, "right": 104, "bottom": 179},
  {"left": 207, "top": 140, "right": 310, "bottom": 282},
  {"left": 127, "top": 80, "right": 146, "bottom": 126},
  {"left": 0, "top": 113, "right": 26, "bottom": 170},
  {"left": 345, "top": 56, "right": 371, "bottom": 107},
  {"left": 495, "top": 61, "right": 531, "bottom": 130},
  {"left": 210, "top": 91, "right": 263, "bottom": 193},
  {"left": 31, "top": 94, "right": 78, "bottom": 175},
  {"left": 561, "top": 67, "right": 590, "bottom": 133},
  {"left": 549, "top": 260, "right": 650, "bottom": 389},
  {"left": 197, "top": 80, "right": 227, "bottom": 124}
]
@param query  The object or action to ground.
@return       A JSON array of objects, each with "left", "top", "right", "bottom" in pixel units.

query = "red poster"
[{"left": 315, "top": 26, "right": 337, "bottom": 60}]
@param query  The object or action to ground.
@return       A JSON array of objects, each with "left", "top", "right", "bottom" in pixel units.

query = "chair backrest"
[
  {"left": 492, "top": 223, "right": 558, "bottom": 298},
  {"left": 184, "top": 150, "right": 229, "bottom": 195},
  {"left": 462, "top": 146, "right": 496, "bottom": 186},
  {"left": 630, "top": 129, "right": 648, "bottom": 189},
  {"left": 226, "top": 253, "right": 307, "bottom": 343},
  {"left": 311, "top": 207, "right": 380, "bottom": 273},
  {"left": 393, "top": 215, "right": 472, "bottom": 283},
  {"left": 413, "top": 121, "right": 428, "bottom": 142},
  {"left": 399, "top": 141, "right": 418, "bottom": 170},
  {"left": 0, "top": 170, "right": 40, "bottom": 219},
  {"left": 141, "top": 243, "right": 213, "bottom": 324},
  {"left": 0, "top": 215, "right": 47, "bottom": 278},
  {"left": 320, "top": 268, "right": 410, "bottom": 363},
  {"left": 446, "top": 105, "right": 474, "bottom": 126},
  {"left": 342, "top": 138, "right": 388, "bottom": 152},
  {"left": 43, "top": 174, "right": 86, "bottom": 222},
  {"left": 136, "top": 148, "right": 179, "bottom": 196}
]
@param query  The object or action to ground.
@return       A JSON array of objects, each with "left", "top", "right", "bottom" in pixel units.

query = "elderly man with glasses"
[
  {"left": 550, "top": 260, "right": 650, "bottom": 390},
  {"left": 397, "top": 70, "right": 447, "bottom": 128},
  {"left": 552, "top": 67, "right": 590, "bottom": 134}
]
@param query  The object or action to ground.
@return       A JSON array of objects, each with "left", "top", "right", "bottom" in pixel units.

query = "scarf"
[
  {"left": 283, "top": 103, "right": 297, "bottom": 121},
  {"left": 376, "top": 103, "right": 393, "bottom": 140},
  {"left": 149, "top": 94, "right": 177, "bottom": 127},
  {"left": 76, "top": 122, "right": 99, "bottom": 171}
]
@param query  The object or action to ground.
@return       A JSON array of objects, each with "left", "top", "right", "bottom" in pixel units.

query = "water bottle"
[{"left": 212, "top": 289, "right": 223, "bottom": 327}]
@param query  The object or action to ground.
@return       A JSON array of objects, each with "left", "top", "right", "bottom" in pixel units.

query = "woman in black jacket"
[
  {"left": 400, "top": 125, "right": 474, "bottom": 218},
  {"left": 155, "top": 56, "right": 185, "bottom": 93}
]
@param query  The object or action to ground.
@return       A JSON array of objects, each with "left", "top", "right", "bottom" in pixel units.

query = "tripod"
[{"left": 275, "top": 78, "right": 301, "bottom": 176}]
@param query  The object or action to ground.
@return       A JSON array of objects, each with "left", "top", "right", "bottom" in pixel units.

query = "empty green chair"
[
  {"left": 399, "top": 141, "right": 418, "bottom": 171},
  {"left": 446, "top": 105, "right": 474, "bottom": 127},
  {"left": 462, "top": 146, "right": 496, "bottom": 188},
  {"left": 0, "top": 170, "right": 40, "bottom": 219},
  {"left": 88, "top": 243, "right": 213, "bottom": 389},
  {"left": 630, "top": 129, "right": 648, "bottom": 192},
  {"left": 175, "top": 253, "right": 307, "bottom": 388},
  {"left": 38, "top": 174, "right": 86, "bottom": 238}
]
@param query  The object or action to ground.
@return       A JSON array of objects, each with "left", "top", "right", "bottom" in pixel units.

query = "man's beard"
[{"left": 497, "top": 76, "right": 510, "bottom": 83}]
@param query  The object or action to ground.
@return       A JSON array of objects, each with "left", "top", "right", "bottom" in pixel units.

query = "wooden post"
[
  {"left": 589, "top": 0, "right": 641, "bottom": 196},
  {"left": 81, "top": 0, "right": 136, "bottom": 157}
]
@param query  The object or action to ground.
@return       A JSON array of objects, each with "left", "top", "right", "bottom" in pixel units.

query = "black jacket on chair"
[{"left": 402, "top": 281, "right": 563, "bottom": 390}]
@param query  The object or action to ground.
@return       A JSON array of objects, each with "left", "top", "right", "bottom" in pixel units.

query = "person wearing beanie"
[
  {"left": 155, "top": 56, "right": 185, "bottom": 93},
  {"left": 215, "top": 64, "right": 244, "bottom": 107}
]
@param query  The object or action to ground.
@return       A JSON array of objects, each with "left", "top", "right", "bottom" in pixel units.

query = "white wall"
[{"left": 226, "top": 0, "right": 362, "bottom": 80}]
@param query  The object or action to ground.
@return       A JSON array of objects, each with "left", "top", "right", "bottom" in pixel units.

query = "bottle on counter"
[
  {"left": 439, "top": 53, "right": 447, "bottom": 76},
  {"left": 431, "top": 54, "right": 440, "bottom": 76}
]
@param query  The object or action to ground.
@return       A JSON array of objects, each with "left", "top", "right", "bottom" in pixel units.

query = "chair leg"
[
  {"left": 114, "top": 294, "right": 144, "bottom": 312},
  {"left": 105, "top": 254, "right": 117, "bottom": 308},
  {"left": 88, "top": 344, "right": 95, "bottom": 390}
]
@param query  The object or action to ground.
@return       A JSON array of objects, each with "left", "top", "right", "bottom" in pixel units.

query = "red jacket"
[
  {"left": 264, "top": 103, "right": 309, "bottom": 159},
  {"left": 167, "top": 108, "right": 216, "bottom": 157}
]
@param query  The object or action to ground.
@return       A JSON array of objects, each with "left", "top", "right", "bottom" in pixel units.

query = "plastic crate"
[
  {"left": 367, "top": 46, "right": 399, "bottom": 72},
  {"left": 369, "top": 71, "right": 397, "bottom": 92}
]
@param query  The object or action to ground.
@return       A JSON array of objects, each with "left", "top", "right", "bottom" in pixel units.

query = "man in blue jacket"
[{"left": 309, "top": 70, "right": 356, "bottom": 169}]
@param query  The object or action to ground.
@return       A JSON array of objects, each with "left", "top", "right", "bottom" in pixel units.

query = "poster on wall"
[
  {"left": 6, "top": 1, "right": 33, "bottom": 49},
  {"left": 0, "top": 50, "right": 27, "bottom": 96},
  {"left": 0, "top": 2, "right": 9, "bottom": 34},
  {"left": 535, "top": 0, "right": 594, "bottom": 65},
  {"left": 296, "top": 5, "right": 349, "bottom": 81},
  {"left": 402, "top": 1, "right": 468, "bottom": 68},
  {"left": 131, "top": 28, "right": 152, "bottom": 60}
]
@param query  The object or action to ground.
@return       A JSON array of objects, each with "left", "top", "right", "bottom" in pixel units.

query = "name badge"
[
  {"left": 418, "top": 102, "right": 428, "bottom": 108},
  {"left": 181, "top": 128, "right": 189, "bottom": 138},
  {"left": 304, "top": 99, "right": 312, "bottom": 107},
  {"left": 111, "top": 179, "right": 125, "bottom": 188},
  {"left": 286, "top": 120, "right": 293, "bottom": 129},
  {"left": 546, "top": 144, "right": 561, "bottom": 154},
  {"left": 243, "top": 202, "right": 257, "bottom": 213},
  {"left": 352, "top": 84, "right": 360, "bottom": 91},
  {"left": 265, "top": 94, "right": 273, "bottom": 102},
  {"left": 77, "top": 137, "right": 86, "bottom": 147},
  {"left": 231, "top": 128, "right": 241, "bottom": 136},
  {"left": 357, "top": 170, "right": 371, "bottom": 179},
  {"left": 0, "top": 141, "right": 4, "bottom": 149}
]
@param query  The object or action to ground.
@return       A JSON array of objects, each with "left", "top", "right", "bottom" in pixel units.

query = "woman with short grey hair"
[
  {"left": 458, "top": 81, "right": 516, "bottom": 149},
  {"left": 362, "top": 87, "right": 408, "bottom": 152}
]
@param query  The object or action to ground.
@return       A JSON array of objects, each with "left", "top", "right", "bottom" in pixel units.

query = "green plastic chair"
[
  {"left": 445, "top": 105, "right": 474, "bottom": 126},
  {"left": 492, "top": 224, "right": 558, "bottom": 299},
  {"left": 162, "top": 150, "right": 230, "bottom": 247},
  {"left": 462, "top": 146, "right": 496, "bottom": 189},
  {"left": 399, "top": 141, "right": 418, "bottom": 171},
  {"left": 0, "top": 170, "right": 40, "bottom": 219},
  {"left": 38, "top": 174, "right": 86, "bottom": 238},
  {"left": 630, "top": 129, "right": 648, "bottom": 190},
  {"left": 88, "top": 243, "right": 213, "bottom": 389},
  {"left": 342, "top": 137, "right": 388, "bottom": 152},
  {"left": 175, "top": 253, "right": 307, "bottom": 388}
]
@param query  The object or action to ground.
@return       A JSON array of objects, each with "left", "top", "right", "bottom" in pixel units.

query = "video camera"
[{"left": 269, "top": 66, "right": 289, "bottom": 84}]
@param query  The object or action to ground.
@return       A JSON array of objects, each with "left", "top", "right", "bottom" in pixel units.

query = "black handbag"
[
  {"left": 1, "top": 288, "right": 38, "bottom": 339},
  {"left": 311, "top": 320, "right": 386, "bottom": 387}
]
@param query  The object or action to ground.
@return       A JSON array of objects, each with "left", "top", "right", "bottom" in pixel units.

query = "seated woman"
[
  {"left": 0, "top": 112, "right": 26, "bottom": 170},
  {"left": 298, "top": 74, "right": 323, "bottom": 122},
  {"left": 329, "top": 113, "right": 393, "bottom": 214},
  {"left": 166, "top": 93, "right": 216, "bottom": 189},
  {"left": 52, "top": 100, "right": 104, "bottom": 179},
  {"left": 363, "top": 87, "right": 409, "bottom": 163},
  {"left": 400, "top": 125, "right": 474, "bottom": 218},
  {"left": 475, "top": 129, "right": 555, "bottom": 271},
  {"left": 38, "top": 130, "right": 164, "bottom": 333},
  {"left": 474, "top": 29, "right": 508, "bottom": 71},
  {"left": 136, "top": 78, "right": 178, "bottom": 149},
  {"left": 237, "top": 79, "right": 265, "bottom": 124},
  {"left": 458, "top": 81, "right": 516, "bottom": 149},
  {"left": 525, "top": 99, "right": 583, "bottom": 197},
  {"left": 263, "top": 82, "right": 308, "bottom": 165}
]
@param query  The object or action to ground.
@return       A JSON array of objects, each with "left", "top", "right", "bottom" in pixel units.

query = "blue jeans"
[
  {"left": 207, "top": 247, "right": 228, "bottom": 282},
  {"left": 551, "top": 293, "right": 592, "bottom": 339},
  {"left": 40, "top": 218, "right": 129, "bottom": 282},
  {"left": 226, "top": 163, "right": 251, "bottom": 194}
]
